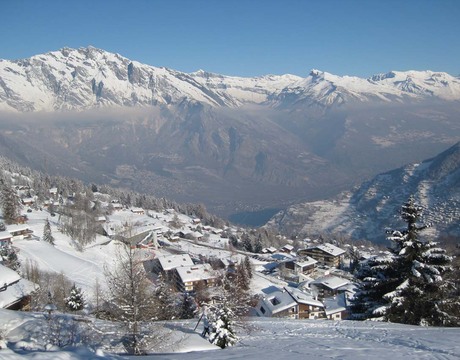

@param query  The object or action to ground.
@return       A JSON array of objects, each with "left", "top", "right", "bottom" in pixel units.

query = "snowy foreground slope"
[{"left": 0, "top": 309, "right": 459, "bottom": 359}]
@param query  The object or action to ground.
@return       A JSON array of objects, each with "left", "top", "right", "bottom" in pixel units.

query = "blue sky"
[{"left": 2, "top": 0, "right": 459, "bottom": 77}]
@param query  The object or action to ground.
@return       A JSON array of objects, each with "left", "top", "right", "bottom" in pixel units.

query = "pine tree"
[
  {"left": 244, "top": 256, "right": 253, "bottom": 279},
  {"left": 153, "top": 274, "right": 179, "bottom": 320},
  {"left": 65, "top": 283, "right": 85, "bottom": 312},
  {"left": 179, "top": 292, "right": 196, "bottom": 319},
  {"left": 351, "top": 252, "right": 399, "bottom": 320},
  {"left": 43, "top": 219, "right": 55, "bottom": 245},
  {"left": 354, "top": 196, "right": 457, "bottom": 325},
  {"left": 208, "top": 303, "right": 238, "bottom": 349},
  {"left": 0, "top": 180, "right": 21, "bottom": 224},
  {"left": 0, "top": 244, "right": 21, "bottom": 271}
]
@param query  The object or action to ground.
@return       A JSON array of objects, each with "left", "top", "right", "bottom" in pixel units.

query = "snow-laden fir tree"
[
  {"left": 208, "top": 302, "right": 238, "bottom": 349},
  {"left": 354, "top": 195, "right": 457, "bottom": 325},
  {"left": 43, "top": 218, "right": 55, "bottom": 245},
  {"left": 351, "top": 251, "right": 399, "bottom": 320},
  {"left": 65, "top": 283, "right": 85, "bottom": 312},
  {"left": 0, "top": 179, "right": 22, "bottom": 224},
  {"left": 384, "top": 196, "right": 457, "bottom": 326}
]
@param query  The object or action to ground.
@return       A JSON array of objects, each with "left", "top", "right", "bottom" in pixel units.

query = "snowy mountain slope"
[
  {"left": 1, "top": 47, "right": 460, "bottom": 112},
  {"left": 265, "top": 142, "right": 460, "bottom": 243},
  {"left": 1, "top": 309, "right": 459, "bottom": 359}
]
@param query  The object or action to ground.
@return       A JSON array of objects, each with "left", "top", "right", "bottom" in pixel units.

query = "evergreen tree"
[
  {"left": 179, "top": 292, "right": 196, "bottom": 319},
  {"left": 0, "top": 180, "right": 22, "bottom": 224},
  {"left": 0, "top": 244, "right": 21, "bottom": 271},
  {"left": 208, "top": 303, "right": 238, "bottom": 349},
  {"left": 242, "top": 234, "right": 253, "bottom": 253},
  {"left": 244, "top": 256, "right": 253, "bottom": 279},
  {"left": 254, "top": 235, "right": 263, "bottom": 253},
  {"left": 153, "top": 274, "right": 179, "bottom": 320},
  {"left": 43, "top": 219, "right": 55, "bottom": 245},
  {"left": 385, "top": 198, "right": 455, "bottom": 325},
  {"left": 65, "top": 283, "right": 85, "bottom": 312},
  {"left": 353, "top": 196, "right": 457, "bottom": 326},
  {"left": 351, "top": 252, "right": 399, "bottom": 320}
]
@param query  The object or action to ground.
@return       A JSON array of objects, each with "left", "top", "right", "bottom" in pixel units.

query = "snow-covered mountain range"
[
  {"left": 1, "top": 47, "right": 460, "bottom": 112},
  {"left": 265, "top": 142, "right": 460, "bottom": 243}
]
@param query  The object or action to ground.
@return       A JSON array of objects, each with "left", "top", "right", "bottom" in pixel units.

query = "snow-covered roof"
[
  {"left": 314, "top": 243, "right": 346, "bottom": 256},
  {"left": 282, "top": 244, "right": 294, "bottom": 251},
  {"left": 0, "top": 264, "right": 21, "bottom": 285},
  {"left": 294, "top": 256, "right": 317, "bottom": 268},
  {"left": 175, "top": 263, "right": 216, "bottom": 283},
  {"left": 258, "top": 288, "right": 298, "bottom": 316},
  {"left": 0, "top": 231, "right": 12, "bottom": 240},
  {"left": 7, "top": 224, "right": 31, "bottom": 233},
  {"left": 157, "top": 254, "right": 194, "bottom": 271},
  {"left": 324, "top": 293, "right": 347, "bottom": 316},
  {"left": 0, "top": 267, "right": 37, "bottom": 309},
  {"left": 284, "top": 287, "right": 323, "bottom": 308},
  {"left": 186, "top": 231, "right": 203, "bottom": 239},
  {"left": 311, "top": 275, "right": 350, "bottom": 290}
]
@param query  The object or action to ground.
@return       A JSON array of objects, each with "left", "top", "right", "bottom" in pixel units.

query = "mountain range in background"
[{"left": 0, "top": 47, "right": 459, "bottom": 225}]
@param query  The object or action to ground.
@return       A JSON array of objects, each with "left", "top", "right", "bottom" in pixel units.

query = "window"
[
  {"left": 270, "top": 297, "right": 280, "bottom": 306},
  {"left": 260, "top": 306, "right": 266, "bottom": 314}
]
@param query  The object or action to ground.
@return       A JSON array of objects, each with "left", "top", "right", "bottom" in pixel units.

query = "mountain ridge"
[{"left": 1, "top": 46, "right": 460, "bottom": 112}]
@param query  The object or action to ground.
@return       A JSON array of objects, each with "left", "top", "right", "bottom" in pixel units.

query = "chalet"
[
  {"left": 21, "top": 197, "right": 35, "bottom": 207},
  {"left": 261, "top": 247, "right": 277, "bottom": 254},
  {"left": 309, "top": 275, "right": 350, "bottom": 300},
  {"left": 281, "top": 256, "right": 317, "bottom": 279},
  {"left": 95, "top": 215, "right": 107, "bottom": 223},
  {"left": 255, "top": 288, "right": 298, "bottom": 318},
  {"left": 0, "top": 264, "right": 37, "bottom": 310},
  {"left": 0, "top": 231, "right": 13, "bottom": 247},
  {"left": 298, "top": 243, "right": 346, "bottom": 268},
  {"left": 192, "top": 218, "right": 201, "bottom": 225},
  {"left": 7, "top": 225, "right": 33, "bottom": 240},
  {"left": 174, "top": 263, "right": 217, "bottom": 292},
  {"left": 112, "top": 202, "right": 123, "bottom": 211},
  {"left": 131, "top": 208, "right": 145, "bottom": 215},
  {"left": 280, "top": 244, "right": 294, "bottom": 253},
  {"left": 186, "top": 231, "right": 203, "bottom": 241},
  {"left": 323, "top": 293, "right": 348, "bottom": 320},
  {"left": 284, "top": 287, "right": 325, "bottom": 319},
  {"left": 153, "top": 254, "right": 194, "bottom": 279},
  {"left": 49, "top": 187, "right": 58, "bottom": 197}
]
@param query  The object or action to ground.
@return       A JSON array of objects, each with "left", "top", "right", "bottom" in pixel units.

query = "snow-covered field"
[{"left": 0, "top": 309, "right": 459, "bottom": 359}]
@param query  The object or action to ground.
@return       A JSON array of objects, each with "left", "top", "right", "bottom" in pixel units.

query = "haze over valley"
[{"left": 1, "top": 47, "right": 459, "bottom": 224}]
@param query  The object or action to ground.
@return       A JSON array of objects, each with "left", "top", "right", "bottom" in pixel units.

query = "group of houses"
[{"left": 255, "top": 242, "right": 355, "bottom": 320}]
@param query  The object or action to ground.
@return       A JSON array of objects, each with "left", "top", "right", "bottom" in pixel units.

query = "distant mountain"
[
  {"left": 0, "top": 47, "right": 459, "bottom": 219},
  {"left": 1, "top": 47, "right": 460, "bottom": 112},
  {"left": 265, "top": 142, "right": 460, "bottom": 244}
]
